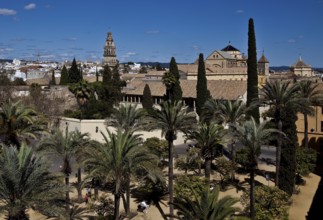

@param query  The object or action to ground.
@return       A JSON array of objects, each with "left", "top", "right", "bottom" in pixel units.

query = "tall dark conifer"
[
  {"left": 112, "top": 64, "right": 121, "bottom": 86},
  {"left": 196, "top": 53, "right": 208, "bottom": 117},
  {"left": 68, "top": 58, "right": 81, "bottom": 83},
  {"left": 50, "top": 70, "right": 56, "bottom": 85},
  {"left": 278, "top": 106, "right": 297, "bottom": 195},
  {"left": 169, "top": 57, "right": 182, "bottom": 102},
  {"left": 60, "top": 65, "right": 69, "bottom": 85},
  {"left": 96, "top": 68, "right": 99, "bottom": 82},
  {"left": 102, "top": 65, "right": 112, "bottom": 85},
  {"left": 246, "top": 18, "right": 260, "bottom": 123},
  {"left": 142, "top": 84, "right": 154, "bottom": 111}
]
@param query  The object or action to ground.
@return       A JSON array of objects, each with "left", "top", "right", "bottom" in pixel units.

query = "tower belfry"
[{"left": 103, "top": 32, "right": 117, "bottom": 67}]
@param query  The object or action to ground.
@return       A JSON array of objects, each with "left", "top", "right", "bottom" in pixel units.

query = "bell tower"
[{"left": 103, "top": 32, "right": 117, "bottom": 67}]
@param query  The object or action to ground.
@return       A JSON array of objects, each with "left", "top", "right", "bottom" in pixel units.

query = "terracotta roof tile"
[
  {"left": 258, "top": 54, "right": 269, "bottom": 63},
  {"left": 123, "top": 79, "right": 247, "bottom": 100}
]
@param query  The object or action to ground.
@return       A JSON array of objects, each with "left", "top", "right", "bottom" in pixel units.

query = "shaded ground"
[
  {"left": 306, "top": 176, "right": 323, "bottom": 220},
  {"left": 306, "top": 156, "right": 323, "bottom": 220}
]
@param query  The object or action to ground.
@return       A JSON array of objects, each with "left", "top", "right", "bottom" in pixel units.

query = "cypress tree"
[
  {"left": 102, "top": 65, "right": 112, "bottom": 85},
  {"left": 80, "top": 65, "right": 83, "bottom": 81},
  {"left": 96, "top": 68, "right": 99, "bottom": 82},
  {"left": 246, "top": 18, "right": 260, "bottom": 123},
  {"left": 162, "top": 71, "right": 176, "bottom": 102},
  {"left": 68, "top": 58, "right": 81, "bottom": 83},
  {"left": 196, "top": 53, "right": 208, "bottom": 116},
  {"left": 278, "top": 106, "right": 297, "bottom": 196},
  {"left": 169, "top": 57, "right": 183, "bottom": 102},
  {"left": 156, "top": 63, "right": 163, "bottom": 71},
  {"left": 50, "top": 70, "right": 56, "bottom": 85},
  {"left": 142, "top": 84, "right": 154, "bottom": 111},
  {"left": 60, "top": 65, "right": 69, "bottom": 85},
  {"left": 112, "top": 64, "right": 121, "bottom": 85}
]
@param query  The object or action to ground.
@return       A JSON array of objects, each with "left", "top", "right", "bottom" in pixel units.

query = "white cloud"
[
  {"left": 288, "top": 39, "right": 296, "bottom": 43},
  {"left": 41, "top": 54, "right": 55, "bottom": 59},
  {"left": 192, "top": 45, "right": 200, "bottom": 52},
  {"left": 63, "top": 37, "right": 77, "bottom": 42},
  {"left": 146, "top": 30, "right": 160, "bottom": 34},
  {"left": 24, "top": 3, "right": 36, "bottom": 10},
  {"left": 0, "top": 8, "right": 17, "bottom": 16},
  {"left": 59, "top": 53, "right": 73, "bottom": 57},
  {"left": 0, "top": 48, "right": 14, "bottom": 52},
  {"left": 235, "top": 9, "right": 244, "bottom": 14},
  {"left": 298, "top": 35, "right": 304, "bottom": 39},
  {"left": 122, "top": 52, "right": 137, "bottom": 58}
]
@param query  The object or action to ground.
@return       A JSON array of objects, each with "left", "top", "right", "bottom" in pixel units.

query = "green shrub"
[
  {"left": 174, "top": 175, "right": 208, "bottom": 200},
  {"left": 241, "top": 185, "right": 290, "bottom": 220},
  {"left": 295, "top": 147, "right": 317, "bottom": 177}
]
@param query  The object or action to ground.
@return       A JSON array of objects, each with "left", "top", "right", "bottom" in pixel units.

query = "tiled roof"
[
  {"left": 221, "top": 44, "right": 240, "bottom": 52},
  {"left": 145, "top": 70, "right": 166, "bottom": 76},
  {"left": 26, "top": 75, "right": 102, "bottom": 85},
  {"left": 121, "top": 74, "right": 145, "bottom": 82},
  {"left": 178, "top": 64, "right": 217, "bottom": 73},
  {"left": 217, "top": 51, "right": 235, "bottom": 60},
  {"left": 123, "top": 79, "right": 247, "bottom": 100},
  {"left": 292, "top": 57, "right": 310, "bottom": 68},
  {"left": 258, "top": 54, "right": 269, "bottom": 63},
  {"left": 205, "top": 51, "right": 235, "bottom": 61},
  {"left": 178, "top": 64, "right": 199, "bottom": 73}
]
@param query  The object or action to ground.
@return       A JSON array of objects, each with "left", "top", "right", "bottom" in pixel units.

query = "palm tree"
[
  {"left": 162, "top": 71, "right": 177, "bottom": 102},
  {"left": 218, "top": 99, "right": 246, "bottom": 179},
  {"left": 82, "top": 130, "right": 157, "bottom": 220},
  {"left": 297, "top": 80, "right": 322, "bottom": 148},
  {"left": 69, "top": 80, "right": 93, "bottom": 119},
  {"left": 133, "top": 176, "right": 168, "bottom": 219},
  {"left": 54, "top": 205, "right": 89, "bottom": 220},
  {"left": 0, "top": 144, "right": 65, "bottom": 219},
  {"left": 187, "top": 123, "right": 224, "bottom": 181},
  {"left": 0, "top": 100, "right": 45, "bottom": 149},
  {"left": 172, "top": 185, "right": 240, "bottom": 220},
  {"left": 145, "top": 100, "right": 197, "bottom": 218},
  {"left": 105, "top": 103, "right": 148, "bottom": 215},
  {"left": 37, "top": 129, "right": 91, "bottom": 209},
  {"left": 259, "top": 80, "right": 301, "bottom": 186},
  {"left": 234, "top": 118, "right": 280, "bottom": 220},
  {"left": 200, "top": 98, "right": 222, "bottom": 124},
  {"left": 105, "top": 103, "right": 146, "bottom": 133},
  {"left": 67, "top": 81, "right": 94, "bottom": 200}
]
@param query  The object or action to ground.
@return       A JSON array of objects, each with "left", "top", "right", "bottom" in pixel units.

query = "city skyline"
[{"left": 1, "top": 0, "right": 323, "bottom": 67}]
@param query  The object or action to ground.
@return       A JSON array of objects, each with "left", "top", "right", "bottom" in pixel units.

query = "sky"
[{"left": 1, "top": 0, "right": 323, "bottom": 67}]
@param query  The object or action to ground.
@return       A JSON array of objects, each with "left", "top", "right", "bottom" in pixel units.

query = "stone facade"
[
  {"left": 179, "top": 43, "right": 269, "bottom": 81},
  {"left": 291, "top": 57, "right": 313, "bottom": 77}
]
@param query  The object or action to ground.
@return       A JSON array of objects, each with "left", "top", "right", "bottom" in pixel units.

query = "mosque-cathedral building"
[
  {"left": 177, "top": 43, "right": 270, "bottom": 82},
  {"left": 103, "top": 32, "right": 321, "bottom": 154}
]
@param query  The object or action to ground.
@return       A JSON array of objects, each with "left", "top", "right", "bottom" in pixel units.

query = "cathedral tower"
[
  {"left": 257, "top": 52, "right": 269, "bottom": 75},
  {"left": 103, "top": 32, "right": 117, "bottom": 67}
]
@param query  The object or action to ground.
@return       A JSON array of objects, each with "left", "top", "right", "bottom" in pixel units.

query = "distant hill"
[
  {"left": 314, "top": 68, "right": 323, "bottom": 73},
  {"left": 121, "top": 62, "right": 170, "bottom": 69},
  {"left": 270, "top": 66, "right": 323, "bottom": 73},
  {"left": 137, "top": 62, "right": 170, "bottom": 69},
  {"left": 0, "top": 59, "right": 13, "bottom": 63},
  {"left": 270, "top": 66, "right": 290, "bottom": 72}
]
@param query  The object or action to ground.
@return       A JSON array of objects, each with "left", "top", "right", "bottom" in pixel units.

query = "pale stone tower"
[
  {"left": 257, "top": 52, "right": 269, "bottom": 86},
  {"left": 103, "top": 32, "right": 117, "bottom": 67},
  {"left": 257, "top": 52, "right": 269, "bottom": 75}
]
